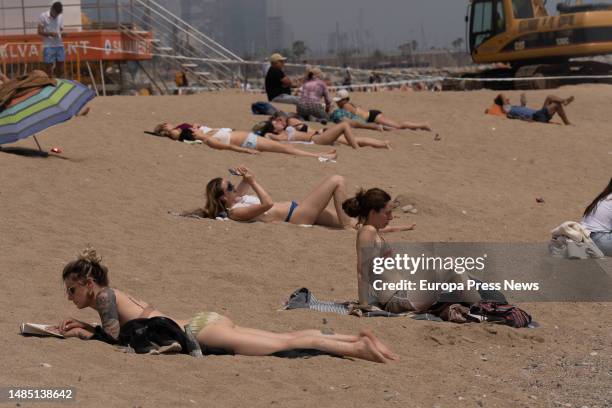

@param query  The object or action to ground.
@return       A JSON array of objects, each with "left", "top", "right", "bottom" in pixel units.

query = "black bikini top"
[{"left": 178, "top": 128, "right": 195, "bottom": 142}]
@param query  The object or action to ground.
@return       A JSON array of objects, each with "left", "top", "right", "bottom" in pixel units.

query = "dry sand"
[{"left": 0, "top": 86, "right": 611, "bottom": 408}]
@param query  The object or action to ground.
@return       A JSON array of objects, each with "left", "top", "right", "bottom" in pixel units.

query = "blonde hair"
[
  {"left": 62, "top": 245, "right": 109, "bottom": 286},
  {"left": 154, "top": 123, "right": 171, "bottom": 138}
]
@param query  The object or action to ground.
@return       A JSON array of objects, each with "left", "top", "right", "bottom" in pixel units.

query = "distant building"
[
  {"left": 267, "top": 16, "right": 293, "bottom": 53},
  {"left": 170, "top": 0, "right": 292, "bottom": 58}
]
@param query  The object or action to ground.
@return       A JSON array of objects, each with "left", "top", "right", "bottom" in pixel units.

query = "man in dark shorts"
[{"left": 265, "top": 53, "right": 299, "bottom": 105}]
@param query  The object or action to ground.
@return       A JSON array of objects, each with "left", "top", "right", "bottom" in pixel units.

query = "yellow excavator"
[{"left": 465, "top": 0, "right": 612, "bottom": 88}]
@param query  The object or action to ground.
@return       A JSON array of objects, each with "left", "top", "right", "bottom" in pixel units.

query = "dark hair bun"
[
  {"left": 342, "top": 190, "right": 365, "bottom": 218},
  {"left": 343, "top": 188, "right": 391, "bottom": 220}
]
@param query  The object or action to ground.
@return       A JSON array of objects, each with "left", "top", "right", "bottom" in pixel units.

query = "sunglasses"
[{"left": 226, "top": 181, "right": 235, "bottom": 193}]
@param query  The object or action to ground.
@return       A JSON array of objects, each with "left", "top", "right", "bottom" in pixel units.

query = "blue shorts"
[
  {"left": 532, "top": 107, "right": 552, "bottom": 123},
  {"left": 43, "top": 47, "right": 65, "bottom": 64},
  {"left": 241, "top": 133, "right": 258, "bottom": 150}
]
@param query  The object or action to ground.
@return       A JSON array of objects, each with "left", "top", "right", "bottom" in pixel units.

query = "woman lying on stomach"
[{"left": 55, "top": 247, "right": 397, "bottom": 363}]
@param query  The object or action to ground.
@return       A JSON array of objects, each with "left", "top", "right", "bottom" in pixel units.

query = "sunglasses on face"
[{"left": 226, "top": 181, "right": 235, "bottom": 193}]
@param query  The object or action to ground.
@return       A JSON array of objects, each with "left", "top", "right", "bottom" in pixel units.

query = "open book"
[{"left": 20, "top": 323, "right": 65, "bottom": 338}]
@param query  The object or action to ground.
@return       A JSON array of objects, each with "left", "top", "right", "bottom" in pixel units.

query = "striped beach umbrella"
[{"left": 0, "top": 79, "right": 95, "bottom": 146}]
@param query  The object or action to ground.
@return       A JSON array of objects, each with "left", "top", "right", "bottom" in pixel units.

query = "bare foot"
[
  {"left": 563, "top": 96, "right": 575, "bottom": 106},
  {"left": 384, "top": 141, "right": 392, "bottom": 150},
  {"left": 377, "top": 125, "right": 384, "bottom": 132},
  {"left": 520, "top": 93, "right": 527, "bottom": 107},
  {"left": 360, "top": 330, "right": 400, "bottom": 361},
  {"left": 77, "top": 106, "right": 90, "bottom": 117},
  {"left": 355, "top": 337, "right": 387, "bottom": 363}
]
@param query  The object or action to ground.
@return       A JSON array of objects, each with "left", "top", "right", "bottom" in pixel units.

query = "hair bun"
[
  {"left": 342, "top": 191, "right": 365, "bottom": 218},
  {"left": 79, "top": 245, "right": 102, "bottom": 265}
]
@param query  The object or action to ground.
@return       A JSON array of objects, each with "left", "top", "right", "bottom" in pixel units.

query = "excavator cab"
[{"left": 468, "top": 0, "right": 509, "bottom": 54}]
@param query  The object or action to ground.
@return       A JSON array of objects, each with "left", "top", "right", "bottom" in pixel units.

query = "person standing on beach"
[
  {"left": 265, "top": 53, "right": 299, "bottom": 105},
  {"left": 38, "top": 2, "right": 65, "bottom": 78},
  {"left": 342, "top": 64, "right": 352, "bottom": 88}
]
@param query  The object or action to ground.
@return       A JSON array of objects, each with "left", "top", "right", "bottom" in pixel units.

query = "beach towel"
[
  {"left": 485, "top": 104, "right": 506, "bottom": 117},
  {"left": 549, "top": 221, "right": 604, "bottom": 259},
  {"left": 283, "top": 288, "right": 442, "bottom": 320},
  {"left": 283, "top": 284, "right": 510, "bottom": 321}
]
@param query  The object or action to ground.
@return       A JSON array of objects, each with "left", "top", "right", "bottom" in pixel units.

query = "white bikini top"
[
  {"left": 231, "top": 195, "right": 261, "bottom": 209},
  {"left": 198, "top": 126, "right": 232, "bottom": 145}
]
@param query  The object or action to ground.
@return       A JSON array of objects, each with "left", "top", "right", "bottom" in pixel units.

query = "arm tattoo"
[{"left": 95, "top": 288, "right": 120, "bottom": 340}]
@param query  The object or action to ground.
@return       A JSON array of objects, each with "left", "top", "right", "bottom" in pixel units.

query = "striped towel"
[{"left": 283, "top": 288, "right": 442, "bottom": 320}]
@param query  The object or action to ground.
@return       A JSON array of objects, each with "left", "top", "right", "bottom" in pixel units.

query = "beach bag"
[
  {"left": 470, "top": 302, "right": 532, "bottom": 328},
  {"left": 251, "top": 101, "right": 278, "bottom": 116}
]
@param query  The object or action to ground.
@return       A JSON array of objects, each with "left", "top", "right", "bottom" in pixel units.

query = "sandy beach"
[{"left": 1, "top": 86, "right": 611, "bottom": 407}]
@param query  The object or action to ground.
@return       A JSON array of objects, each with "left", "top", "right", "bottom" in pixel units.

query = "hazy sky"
[
  {"left": 273, "top": 0, "right": 607, "bottom": 53},
  {"left": 275, "top": 0, "right": 468, "bottom": 52}
]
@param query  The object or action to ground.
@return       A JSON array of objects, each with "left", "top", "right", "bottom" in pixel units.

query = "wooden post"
[
  {"left": 99, "top": 60, "right": 107, "bottom": 96},
  {"left": 76, "top": 52, "right": 81, "bottom": 82},
  {"left": 86, "top": 61, "right": 100, "bottom": 96}
]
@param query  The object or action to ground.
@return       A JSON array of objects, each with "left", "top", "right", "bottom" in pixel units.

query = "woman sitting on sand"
[
  {"left": 153, "top": 123, "right": 336, "bottom": 160},
  {"left": 263, "top": 114, "right": 391, "bottom": 149},
  {"left": 54, "top": 247, "right": 397, "bottom": 363},
  {"left": 194, "top": 166, "right": 416, "bottom": 230},
  {"left": 343, "top": 189, "right": 480, "bottom": 321},
  {"left": 330, "top": 89, "right": 432, "bottom": 132},
  {"left": 296, "top": 67, "right": 331, "bottom": 122},
  {"left": 581, "top": 178, "right": 612, "bottom": 256}
]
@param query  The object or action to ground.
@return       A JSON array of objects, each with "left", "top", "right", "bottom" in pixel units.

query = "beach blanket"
[
  {"left": 283, "top": 288, "right": 442, "bottom": 320},
  {"left": 283, "top": 284, "right": 509, "bottom": 320}
]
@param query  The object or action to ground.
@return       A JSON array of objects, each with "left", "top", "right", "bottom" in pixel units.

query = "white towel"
[{"left": 551, "top": 221, "right": 591, "bottom": 243}]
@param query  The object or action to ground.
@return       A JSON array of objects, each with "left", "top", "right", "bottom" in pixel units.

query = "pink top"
[{"left": 300, "top": 79, "right": 331, "bottom": 105}]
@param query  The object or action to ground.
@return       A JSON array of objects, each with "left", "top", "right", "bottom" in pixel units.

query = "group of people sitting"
[
  {"left": 151, "top": 55, "right": 434, "bottom": 159},
  {"left": 264, "top": 53, "right": 432, "bottom": 130}
]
